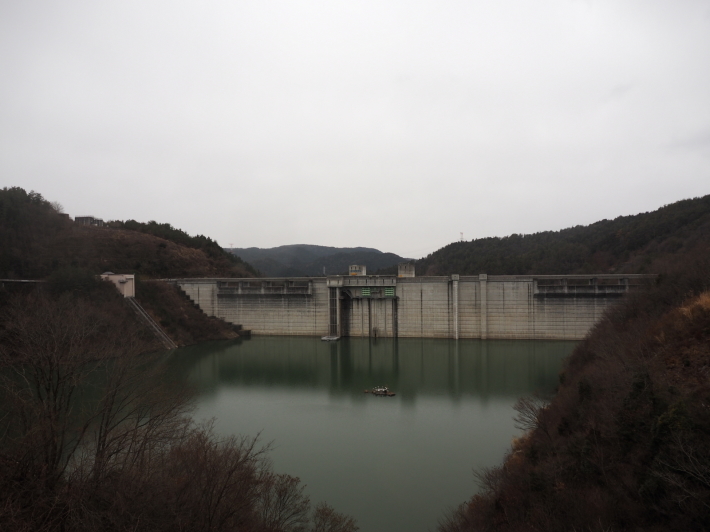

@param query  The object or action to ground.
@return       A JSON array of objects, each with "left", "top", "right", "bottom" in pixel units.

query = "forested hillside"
[
  {"left": 419, "top": 195, "right": 710, "bottom": 276},
  {"left": 0, "top": 187, "right": 254, "bottom": 346},
  {"left": 438, "top": 206, "right": 710, "bottom": 530},
  {"left": 0, "top": 187, "right": 256, "bottom": 280}
]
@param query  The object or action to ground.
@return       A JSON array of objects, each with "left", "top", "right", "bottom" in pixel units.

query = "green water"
[{"left": 166, "top": 336, "right": 575, "bottom": 532}]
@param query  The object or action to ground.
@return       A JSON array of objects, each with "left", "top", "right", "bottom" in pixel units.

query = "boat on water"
[{"left": 364, "top": 386, "right": 396, "bottom": 397}]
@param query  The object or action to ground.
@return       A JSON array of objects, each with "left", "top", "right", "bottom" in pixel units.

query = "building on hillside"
[
  {"left": 398, "top": 263, "right": 415, "bottom": 277},
  {"left": 75, "top": 216, "right": 104, "bottom": 227},
  {"left": 349, "top": 265, "right": 367, "bottom": 276},
  {"left": 101, "top": 272, "right": 135, "bottom": 298}
]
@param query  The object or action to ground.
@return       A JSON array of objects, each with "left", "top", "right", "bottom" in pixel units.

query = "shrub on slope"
[{"left": 440, "top": 254, "right": 710, "bottom": 532}]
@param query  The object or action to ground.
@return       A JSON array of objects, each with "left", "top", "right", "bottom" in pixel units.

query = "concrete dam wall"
[{"left": 175, "top": 274, "right": 652, "bottom": 340}]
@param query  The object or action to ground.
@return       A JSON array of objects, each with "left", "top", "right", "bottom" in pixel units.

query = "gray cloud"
[{"left": 1, "top": 0, "right": 709, "bottom": 258}]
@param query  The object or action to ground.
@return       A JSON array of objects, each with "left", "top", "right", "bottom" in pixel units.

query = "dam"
[{"left": 173, "top": 271, "right": 653, "bottom": 340}]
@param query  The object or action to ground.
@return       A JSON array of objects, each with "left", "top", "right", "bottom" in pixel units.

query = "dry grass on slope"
[
  {"left": 650, "top": 291, "right": 710, "bottom": 392},
  {"left": 48, "top": 226, "right": 255, "bottom": 279}
]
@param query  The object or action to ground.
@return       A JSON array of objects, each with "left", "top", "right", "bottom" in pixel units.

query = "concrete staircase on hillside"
[
  {"left": 126, "top": 297, "right": 178, "bottom": 350},
  {"left": 174, "top": 284, "right": 251, "bottom": 337}
]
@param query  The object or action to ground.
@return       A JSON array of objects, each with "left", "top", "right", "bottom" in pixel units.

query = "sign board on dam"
[{"left": 174, "top": 274, "right": 653, "bottom": 340}]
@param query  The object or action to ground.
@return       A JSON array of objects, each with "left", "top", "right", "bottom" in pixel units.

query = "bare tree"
[
  {"left": 0, "top": 293, "right": 139, "bottom": 488},
  {"left": 0, "top": 292, "right": 191, "bottom": 529},
  {"left": 0, "top": 291, "right": 359, "bottom": 532},
  {"left": 437, "top": 502, "right": 473, "bottom": 532},
  {"left": 259, "top": 473, "right": 311, "bottom": 532},
  {"left": 472, "top": 465, "right": 504, "bottom": 493},
  {"left": 311, "top": 502, "right": 359, "bottom": 532},
  {"left": 513, "top": 394, "right": 551, "bottom": 439},
  {"left": 653, "top": 432, "right": 710, "bottom": 511}
]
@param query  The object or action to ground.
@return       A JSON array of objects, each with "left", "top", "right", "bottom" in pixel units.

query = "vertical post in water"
[
  {"left": 336, "top": 287, "right": 341, "bottom": 337},
  {"left": 392, "top": 297, "right": 398, "bottom": 339},
  {"left": 452, "top": 274, "right": 459, "bottom": 340},
  {"left": 329, "top": 287, "right": 338, "bottom": 337},
  {"left": 480, "top": 274, "right": 488, "bottom": 340}
]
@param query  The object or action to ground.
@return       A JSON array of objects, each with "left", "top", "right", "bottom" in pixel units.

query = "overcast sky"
[{"left": 1, "top": 1, "right": 709, "bottom": 258}]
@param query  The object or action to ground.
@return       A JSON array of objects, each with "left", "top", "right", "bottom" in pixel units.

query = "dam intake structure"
[{"left": 171, "top": 273, "right": 654, "bottom": 341}]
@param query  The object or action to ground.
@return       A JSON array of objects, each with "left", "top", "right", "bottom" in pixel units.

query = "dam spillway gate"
[{"left": 173, "top": 274, "right": 654, "bottom": 341}]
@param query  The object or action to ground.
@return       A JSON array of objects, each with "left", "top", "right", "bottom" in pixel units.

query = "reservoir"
[{"left": 167, "top": 336, "right": 576, "bottom": 532}]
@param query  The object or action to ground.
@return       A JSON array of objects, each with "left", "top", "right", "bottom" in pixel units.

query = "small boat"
[{"left": 365, "top": 385, "right": 396, "bottom": 397}]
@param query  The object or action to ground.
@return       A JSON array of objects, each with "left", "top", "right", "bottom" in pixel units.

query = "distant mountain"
[{"left": 228, "top": 244, "right": 411, "bottom": 277}]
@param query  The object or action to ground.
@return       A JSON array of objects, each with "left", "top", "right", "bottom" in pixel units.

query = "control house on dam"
[{"left": 174, "top": 265, "right": 653, "bottom": 341}]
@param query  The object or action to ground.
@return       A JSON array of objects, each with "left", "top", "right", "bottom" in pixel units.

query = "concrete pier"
[{"left": 174, "top": 274, "right": 653, "bottom": 340}]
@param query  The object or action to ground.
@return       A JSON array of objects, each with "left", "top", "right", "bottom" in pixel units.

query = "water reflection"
[
  {"left": 166, "top": 336, "right": 575, "bottom": 532},
  {"left": 170, "top": 336, "right": 574, "bottom": 401}
]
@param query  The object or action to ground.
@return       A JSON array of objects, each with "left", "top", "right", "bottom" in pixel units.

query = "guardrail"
[{"left": 126, "top": 297, "right": 178, "bottom": 350}]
